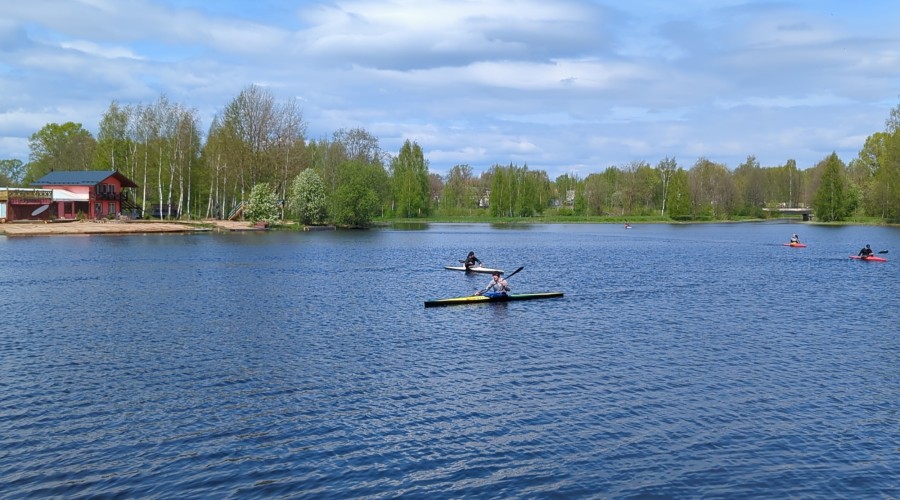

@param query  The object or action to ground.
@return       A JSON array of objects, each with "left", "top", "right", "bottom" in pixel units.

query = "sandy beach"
[{"left": 0, "top": 219, "right": 261, "bottom": 236}]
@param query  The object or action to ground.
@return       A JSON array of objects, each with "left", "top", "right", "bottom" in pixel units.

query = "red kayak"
[
  {"left": 783, "top": 242, "right": 806, "bottom": 248},
  {"left": 849, "top": 255, "right": 887, "bottom": 262}
]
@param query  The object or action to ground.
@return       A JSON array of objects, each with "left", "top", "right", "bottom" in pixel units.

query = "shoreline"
[{"left": 2, "top": 218, "right": 893, "bottom": 236}]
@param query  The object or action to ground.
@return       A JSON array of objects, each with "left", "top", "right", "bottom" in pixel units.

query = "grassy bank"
[{"left": 375, "top": 214, "right": 897, "bottom": 226}]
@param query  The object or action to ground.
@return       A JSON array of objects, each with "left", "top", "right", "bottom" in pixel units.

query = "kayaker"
[
  {"left": 858, "top": 244, "right": 874, "bottom": 257},
  {"left": 790, "top": 233, "right": 800, "bottom": 244},
  {"left": 464, "top": 251, "right": 483, "bottom": 270},
  {"left": 476, "top": 271, "right": 510, "bottom": 297}
]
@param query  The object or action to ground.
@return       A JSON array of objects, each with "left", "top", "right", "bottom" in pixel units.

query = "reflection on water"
[
  {"left": 389, "top": 221, "right": 430, "bottom": 230},
  {"left": 1, "top": 223, "right": 898, "bottom": 498}
]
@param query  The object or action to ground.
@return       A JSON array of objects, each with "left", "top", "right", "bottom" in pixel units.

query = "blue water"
[{"left": 1, "top": 222, "right": 898, "bottom": 498}]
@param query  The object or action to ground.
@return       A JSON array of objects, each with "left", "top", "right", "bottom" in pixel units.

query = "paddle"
[
  {"left": 504, "top": 266, "right": 525, "bottom": 280},
  {"left": 475, "top": 266, "right": 524, "bottom": 295},
  {"left": 878, "top": 250, "right": 888, "bottom": 254}
]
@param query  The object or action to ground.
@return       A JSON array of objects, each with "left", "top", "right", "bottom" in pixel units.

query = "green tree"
[
  {"left": 331, "top": 161, "right": 384, "bottom": 227},
  {"left": 666, "top": 169, "right": 692, "bottom": 220},
  {"left": 216, "top": 84, "right": 307, "bottom": 201},
  {"left": 632, "top": 161, "right": 660, "bottom": 215},
  {"left": 391, "top": 139, "right": 430, "bottom": 217},
  {"left": 688, "top": 158, "right": 734, "bottom": 219},
  {"left": 875, "top": 131, "right": 900, "bottom": 220},
  {"left": 490, "top": 164, "right": 515, "bottom": 216},
  {"left": 522, "top": 168, "right": 552, "bottom": 216},
  {"left": 25, "top": 122, "right": 97, "bottom": 184},
  {"left": 877, "top": 103, "right": 900, "bottom": 219},
  {"left": 582, "top": 172, "right": 606, "bottom": 216},
  {"left": 488, "top": 163, "right": 550, "bottom": 217},
  {"left": 733, "top": 155, "right": 766, "bottom": 216},
  {"left": 94, "top": 101, "right": 134, "bottom": 172},
  {"left": 783, "top": 159, "right": 802, "bottom": 208},
  {"left": 0, "top": 159, "right": 26, "bottom": 186},
  {"left": 245, "top": 182, "right": 280, "bottom": 223},
  {"left": 619, "top": 160, "right": 656, "bottom": 215},
  {"left": 289, "top": 169, "right": 328, "bottom": 225},
  {"left": 848, "top": 133, "right": 885, "bottom": 217},
  {"left": 308, "top": 128, "right": 383, "bottom": 201},
  {"left": 812, "top": 153, "right": 850, "bottom": 222},
  {"left": 442, "top": 164, "right": 477, "bottom": 212}
]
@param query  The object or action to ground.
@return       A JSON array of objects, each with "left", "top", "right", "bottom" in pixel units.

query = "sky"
[{"left": 1, "top": 0, "right": 899, "bottom": 179}]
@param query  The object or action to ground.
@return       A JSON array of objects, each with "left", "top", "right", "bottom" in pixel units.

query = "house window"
[{"left": 109, "top": 202, "right": 116, "bottom": 215}]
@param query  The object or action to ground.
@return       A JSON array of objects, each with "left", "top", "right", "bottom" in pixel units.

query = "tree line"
[{"left": 2, "top": 85, "right": 899, "bottom": 225}]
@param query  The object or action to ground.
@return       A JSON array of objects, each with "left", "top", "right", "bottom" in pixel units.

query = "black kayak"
[{"left": 424, "top": 292, "right": 564, "bottom": 308}]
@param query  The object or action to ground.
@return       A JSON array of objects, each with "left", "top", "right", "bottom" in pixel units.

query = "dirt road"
[{"left": 0, "top": 219, "right": 258, "bottom": 236}]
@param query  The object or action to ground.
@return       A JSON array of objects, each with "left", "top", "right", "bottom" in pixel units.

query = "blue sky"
[{"left": 1, "top": 0, "right": 899, "bottom": 179}]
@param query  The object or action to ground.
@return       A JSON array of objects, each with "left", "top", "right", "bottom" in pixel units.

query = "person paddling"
[
  {"left": 476, "top": 271, "right": 510, "bottom": 297},
  {"left": 858, "top": 244, "right": 874, "bottom": 258},
  {"left": 790, "top": 233, "right": 800, "bottom": 244},
  {"left": 464, "top": 251, "right": 483, "bottom": 270}
]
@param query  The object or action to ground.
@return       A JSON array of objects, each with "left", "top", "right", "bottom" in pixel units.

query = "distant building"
[
  {"left": 478, "top": 189, "right": 491, "bottom": 208},
  {"left": 0, "top": 171, "right": 140, "bottom": 222}
]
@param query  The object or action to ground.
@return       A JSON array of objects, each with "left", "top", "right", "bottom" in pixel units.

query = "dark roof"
[{"left": 33, "top": 170, "right": 138, "bottom": 188}]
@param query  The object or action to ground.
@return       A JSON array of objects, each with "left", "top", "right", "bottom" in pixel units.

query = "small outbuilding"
[{"left": 1, "top": 188, "right": 54, "bottom": 222}]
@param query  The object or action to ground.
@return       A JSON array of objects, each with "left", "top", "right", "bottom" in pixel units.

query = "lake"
[{"left": 1, "top": 222, "right": 898, "bottom": 498}]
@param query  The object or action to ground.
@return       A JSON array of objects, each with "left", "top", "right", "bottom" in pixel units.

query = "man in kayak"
[
  {"left": 477, "top": 271, "right": 510, "bottom": 297},
  {"left": 790, "top": 233, "right": 800, "bottom": 244},
  {"left": 858, "top": 244, "right": 874, "bottom": 258},
  {"left": 464, "top": 251, "right": 483, "bottom": 270}
]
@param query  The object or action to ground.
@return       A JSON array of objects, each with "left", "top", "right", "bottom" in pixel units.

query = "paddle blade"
[
  {"left": 505, "top": 266, "right": 525, "bottom": 279},
  {"left": 878, "top": 250, "right": 889, "bottom": 254}
]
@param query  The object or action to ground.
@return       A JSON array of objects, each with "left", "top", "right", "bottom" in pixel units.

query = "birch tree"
[
  {"left": 95, "top": 101, "right": 133, "bottom": 172},
  {"left": 656, "top": 156, "right": 677, "bottom": 216}
]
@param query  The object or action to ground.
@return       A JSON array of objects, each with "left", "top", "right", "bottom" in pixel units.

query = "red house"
[{"left": 30, "top": 170, "right": 140, "bottom": 221}]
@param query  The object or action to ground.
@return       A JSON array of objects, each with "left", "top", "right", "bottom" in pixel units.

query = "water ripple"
[{"left": 1, "top": 225, "right": 899, "bottom": 497}]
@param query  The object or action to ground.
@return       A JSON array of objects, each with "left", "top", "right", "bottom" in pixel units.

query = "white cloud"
[
  {"left": 60, "top": 40, "right": 143, "bottom": 59},
  {"left": 1, "top": 0, "right": 899, "bottom": 178}
]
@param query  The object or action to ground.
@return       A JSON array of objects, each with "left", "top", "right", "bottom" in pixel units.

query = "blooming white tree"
[
  {"left": 289, "top": 169, "right": 327, "bottom": 225},
  {"left": 245, "top": 182, "right": 279, "bottom": 223}
]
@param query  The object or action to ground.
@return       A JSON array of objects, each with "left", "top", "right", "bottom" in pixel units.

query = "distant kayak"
[
  {"left": 849, "top": 255, "right": 887, "bottom": 262},
  {"left": 444, "top": 265, "right": 504, "bottom": 274},
  {"left": 783, "top": 242, "right": 807, "bottom": 248},
  {"left": 424, "top": 292, "right": 563, "bottom": 307}
]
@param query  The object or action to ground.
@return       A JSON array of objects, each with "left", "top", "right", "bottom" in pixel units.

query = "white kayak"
[{"left": 443, "top": 265, "right": 505, "bottom": 274}]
